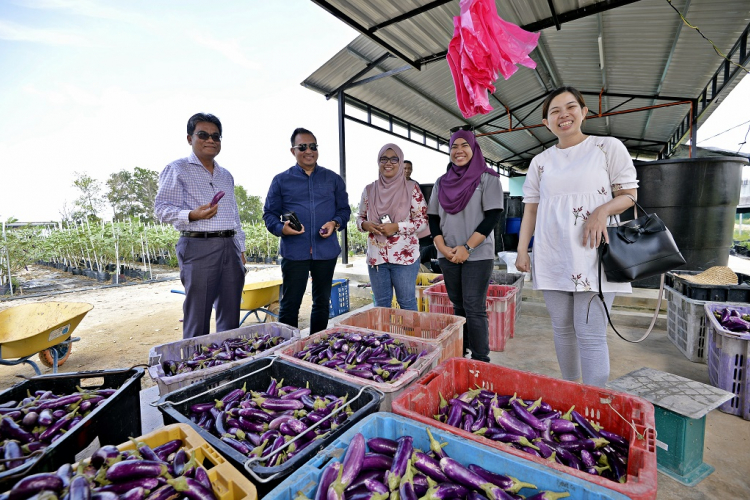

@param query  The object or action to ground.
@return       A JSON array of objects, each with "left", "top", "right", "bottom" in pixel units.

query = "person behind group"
[
  {"left": 427, "top": 130, "right": 504, "bottom": 362},
  {"left": 263, "top": 128, "right": 351, "bottom": 334},
  {"left": 155, "top": 113, "right": 246, "bottom": 339},
  {"left": 357, "top": 144, "right": 427, "bottom": 310},
  {"left": 403, "top": 160, "right": 415, "bottom": 182},
  {"left": 515, "top": 86, "right": 638, "bottom": 387}
]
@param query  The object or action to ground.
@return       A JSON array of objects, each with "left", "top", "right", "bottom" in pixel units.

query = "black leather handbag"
[
  {"left": 592, "top": 196, "right": 685, "bottom": 343},
  {"left": 599, "top": 199, "right": 685, "bottom": 283}
]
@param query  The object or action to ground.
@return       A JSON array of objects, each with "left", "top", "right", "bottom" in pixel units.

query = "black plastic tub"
[
  {"left": 0, "top": 368, "right": 144, "bottom": 486},
  {"left": 156, "top": 357, "right": 382, "bottom": 497}
]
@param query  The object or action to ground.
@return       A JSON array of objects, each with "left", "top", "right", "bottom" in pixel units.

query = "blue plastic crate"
[
  {"left": 264, "top": 413, "right": 631, "bottom": 500},
  {"left": 329, "top": 278, "right": 350, "bottom": 318}
]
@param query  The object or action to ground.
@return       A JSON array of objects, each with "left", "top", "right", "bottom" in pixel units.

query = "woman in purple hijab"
[
  {"left": 426, "top": 130, "right": 504, "bottom": 362},
  {"left": 357, "top": 143, "right": 428, "bottom": 309}
]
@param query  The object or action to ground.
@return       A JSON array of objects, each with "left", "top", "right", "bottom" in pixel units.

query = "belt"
[{"left": 180, "top": 230, "right": 236, "bottom": 238}]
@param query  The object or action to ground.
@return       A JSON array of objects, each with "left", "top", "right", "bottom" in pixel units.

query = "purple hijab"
[{"left": 437, "top": 130, "right": 499, "bottom": 214}]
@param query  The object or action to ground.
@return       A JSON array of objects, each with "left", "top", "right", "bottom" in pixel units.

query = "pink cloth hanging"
[{"left": 447, "top": 0, "right": 540, "bottom": 118}]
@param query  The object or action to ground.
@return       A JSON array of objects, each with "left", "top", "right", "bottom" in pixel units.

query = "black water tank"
[{"left": 630, "top": 157, "right": 746, "bottom": 288}]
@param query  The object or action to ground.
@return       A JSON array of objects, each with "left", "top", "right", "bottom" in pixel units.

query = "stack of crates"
[{"left": 328, "top": 278, "right": 350, "bottom": 318}]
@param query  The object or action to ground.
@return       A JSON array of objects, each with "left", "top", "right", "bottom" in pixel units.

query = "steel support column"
[{"left": 337, "top": 89, "right": 348, "bottom": 264}]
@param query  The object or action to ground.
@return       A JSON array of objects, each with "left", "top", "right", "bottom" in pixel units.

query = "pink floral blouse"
[{"left": 356, "top": 184, "right": 428, "bottom": 266}]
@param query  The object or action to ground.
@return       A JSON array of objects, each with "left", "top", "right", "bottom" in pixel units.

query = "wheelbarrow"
[
  {"left": 170, "top": 279, "right": 283, "bottom": 326},
  {"left": 0, "top": 302, "right": 93, "bottom": 375}
]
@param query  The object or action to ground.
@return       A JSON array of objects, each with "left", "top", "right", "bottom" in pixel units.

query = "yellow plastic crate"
[
  {"left": 116, "top": 424, "right": 257, "bottom": 500},
  {"left": 385, "top": 273, "right": 443, "bottom": 312}
]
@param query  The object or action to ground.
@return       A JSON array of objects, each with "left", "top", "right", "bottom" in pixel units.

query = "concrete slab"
[{"left": 138, "top": 384, "right": 164, "bottom": 435}]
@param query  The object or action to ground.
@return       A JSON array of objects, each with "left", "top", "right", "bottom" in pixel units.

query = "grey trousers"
[
  {"left": 542, "top": 290, "right": 616, "bottom": 387},
  {"left": 176, "top": 236, "right": 244, "bottom": 338}
]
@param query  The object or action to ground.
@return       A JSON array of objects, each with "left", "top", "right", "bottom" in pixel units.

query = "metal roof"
[{"left": 303, "top": 0, "right": 750, "bottom": 172}]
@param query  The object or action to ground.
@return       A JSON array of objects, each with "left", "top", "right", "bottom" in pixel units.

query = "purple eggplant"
[
  {"left": 145, "top": 485, "right": 180, "bottom": 500},
  {"left": 467, "top": 464, "right": 536, "bottom": 494},
  {"left": 315, "top": 461, "right": 342, "bottom": 500},
  {"left": 1, "top": 417, "right": 34, "bottom": 443},
  {"left": 509, "top": 398, "right": 546, "bottom": 432},
  {"left": 4, "top": 440, "right": 24, "bottom": 470},
  {"left": 422, "top": 483, "right": 469, "bottom": 500},
  {"left": 493, "top": 408, "right": 536, "bottom": 441},
  {"left": 8, "top": 473, "right": 64, "bottom": 500},
  {"left": 168, "top": 476, "right": 216, "bottom": 500},
  {"left": 413, "top": 452, "right": 449, "bottom": 483},
  {"left": 90, "top": 445, "right": 120, "bottom": 469},
  {"left": 524, "top": 492, "right": 571, "bottom": 500},
  {"left": 568, "top": 410, "right": 601, "bottom": 439},
  {"left": 362, "top": 453, "right": 393, "bottom": 471},
  {"left": 599, "top": 429, "right": 629, "bottom": 451},
  {"left": 366, "top": 438, "right": 397, "bottom": 456},
  {"left": 152, "top": 439, "right": 183, "bottom": 461},
  {"left": 106, "top": 460, "right": 167, "bottom": 481},
  {"left": 439, "top": 457, "right": 515, "bottom": 500},
  {"left": 426, "top": 428, "right": 448, "bottom": 460},
  {"left": 331, "top": 433, "right": 366, "bottom": 494},
  {"left": 387, "top": 436, "right": 412, "bottom": 492},
  {"left": 398, "top": 464, "right": 418, "bottom": 500}
]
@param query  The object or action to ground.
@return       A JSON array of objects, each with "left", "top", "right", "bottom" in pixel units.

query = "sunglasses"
[
  {"left": 379, "top": 157, "right": 399, "bottom": 164},
  {"left": 450, "top": 125, "right": 474, "bottom": 134},
  {"left": 194, "top": 131, "right": 222, "bottom": 142},
  {"left": 292, "top": 143, "right": 318, "bottom": 152}
]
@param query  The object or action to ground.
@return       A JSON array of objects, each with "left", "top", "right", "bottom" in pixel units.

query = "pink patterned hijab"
[{"left": 365, "top": 143, "right": 416, "bottom": 225}]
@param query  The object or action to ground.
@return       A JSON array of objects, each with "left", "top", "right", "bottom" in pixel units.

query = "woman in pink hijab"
[{"left": 357, "top": 143, "right": 428, "bottom": 310}]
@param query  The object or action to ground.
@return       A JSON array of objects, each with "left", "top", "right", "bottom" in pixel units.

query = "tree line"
[{"left": 61, "top": 169, "right": 264, "bottom": 224}]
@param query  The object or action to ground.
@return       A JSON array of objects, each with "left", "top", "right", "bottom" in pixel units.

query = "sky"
[{"left": 0, "top": 0, "right": 748, "bottom": 222}]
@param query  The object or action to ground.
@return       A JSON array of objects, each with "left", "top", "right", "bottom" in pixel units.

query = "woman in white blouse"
[{"left": 515, "top": 87, "right": 639, "bottom": 387}]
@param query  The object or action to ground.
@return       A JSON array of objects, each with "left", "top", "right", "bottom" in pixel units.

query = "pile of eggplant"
[
  {"left": 2, "top": 437, "right": 219, "bottom": 500},
  {"left": 434, "top": 389, "right": 630, "bottom": 483},
  {"left": 293, "top": 331, "right": 427, "bottom": 383},
  {"left": 162, "top": 333, "right": 286, "bottom": 376},
  {"left": 305, "top": 430, "right": 570, "bottom": 500},
  {"left": 711, "top": 306, "right": 750, "bottom": 334},
  {"left": 0, "top": 387, "right": 119, "bottom": 473},
  {"left": 189, "top": 377, "right": 353, "bottom": 468}
]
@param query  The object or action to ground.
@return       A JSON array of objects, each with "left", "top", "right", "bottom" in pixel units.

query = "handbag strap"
[{"left": 592, "top": 245, "right": 664, "bottom": 343}]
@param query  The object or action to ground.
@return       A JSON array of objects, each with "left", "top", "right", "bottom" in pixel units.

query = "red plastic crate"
[
  {"left": 424, "top": 283, "right": 516, "bottom": 351},
  {"left": 392, "top": 358, "right": 657, "bottom": 500},
  {"left": 338, "top": 307, "right": 465, "bottom": 362}
]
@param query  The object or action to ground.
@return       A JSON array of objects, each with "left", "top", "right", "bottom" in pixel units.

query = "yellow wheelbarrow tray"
[
  {"left": 240, "top": 279, "right": 283, "bottom": 326},
  {"left": 0, "top": 302, "right": 93, "bottom": 375}
]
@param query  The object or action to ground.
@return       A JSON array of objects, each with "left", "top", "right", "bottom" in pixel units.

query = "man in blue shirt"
[
  {"left": 263, "top": 128, "right": 350, "bottom": 334},
  {"left": 155, "top": 113, "right": 246, "bottom": 338}
]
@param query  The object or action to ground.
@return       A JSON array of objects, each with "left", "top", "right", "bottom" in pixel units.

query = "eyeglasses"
[
  {"left": 379, "top": 157, "right": 399, "bottom": 164},
  {"left": 450, "top": 125, "right": 474, "bottom": 134},
  {"left": 194, "top": 131, "right": 222, "bottom": 142},
  {"left": 292, "top": 143, "right": 318, "bottom": 152}
]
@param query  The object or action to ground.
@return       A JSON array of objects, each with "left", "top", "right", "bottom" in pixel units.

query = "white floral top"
[
  {"left": 523, "top": 136, "right": 639, "bottom": 293},
  {"left": 356, "top": 184, "right": 428, "bottom": 266}
]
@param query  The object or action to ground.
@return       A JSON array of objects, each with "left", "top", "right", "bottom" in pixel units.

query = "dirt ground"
[{"left": 0, "top": 264, "right": 370, "bottom": 390}]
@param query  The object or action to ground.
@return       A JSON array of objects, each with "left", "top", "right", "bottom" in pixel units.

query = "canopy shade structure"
[{"left": 303, "top": 0, "right": 750, "bottom": 174}]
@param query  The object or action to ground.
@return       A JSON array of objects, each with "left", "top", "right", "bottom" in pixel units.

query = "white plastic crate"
[{"left": 664, "top": 285, "right": 709, "bottom": 363}]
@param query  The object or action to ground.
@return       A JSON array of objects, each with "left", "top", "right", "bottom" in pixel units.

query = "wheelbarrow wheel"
[{"left": 39, "top": 343, "right": 72, "bottom": 368}]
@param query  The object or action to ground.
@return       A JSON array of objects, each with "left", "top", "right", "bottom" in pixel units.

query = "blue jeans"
[
  {"left": 439, "top": 258, "right": 493, "bottom": 362},
  {"left": 279, "top": 258, "right": 337, "bottom": 334},
  {"left": 369, "top": 261, "right": 420, "bottom": 311}
]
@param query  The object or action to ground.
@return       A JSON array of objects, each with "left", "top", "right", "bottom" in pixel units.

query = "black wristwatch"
[{"left": 463, "top": 243, "right": 475, "bottom": 255}]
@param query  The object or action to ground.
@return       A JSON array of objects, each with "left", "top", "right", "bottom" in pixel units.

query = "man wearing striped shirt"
[{"left": 155, "top": 113, "right": 246, "bottom": 338}]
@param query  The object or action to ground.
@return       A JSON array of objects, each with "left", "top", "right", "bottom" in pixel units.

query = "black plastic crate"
[
  {"left": 156, "top": 357, "right": 382, "bottom": 497},
  {"left": 665, "top": 270, "right": 750, "bottom": 302},
  {"left": 0, "top": 368, "right": 144, "bottom": 485}
]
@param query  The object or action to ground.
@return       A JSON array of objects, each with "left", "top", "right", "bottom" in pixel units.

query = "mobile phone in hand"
[
  {"left": 379, "top": 214, "right": 392, "bottom": 224},
  {"left": 282, "top": 212, "right": 303, "bottom": 231},
  {"left": 210, "top": 191, "right": 225, "bottom": 207}
]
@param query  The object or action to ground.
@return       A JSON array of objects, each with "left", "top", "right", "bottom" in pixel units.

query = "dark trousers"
[
  {"left": 439, "top": 258, "right": 493, "bottom": 362},
  {"left": 176, "top": 236, "right": 245, "bottom": 339},
  {"left": 279, "top": 258, "right": 337, "bottom": 334}
]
